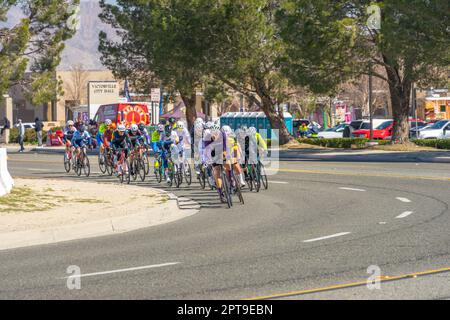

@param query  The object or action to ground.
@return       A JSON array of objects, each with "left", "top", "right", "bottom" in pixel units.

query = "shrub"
[
  {"left": 298, "top": 138, "right": 368, "bottom": 149},
  {"left": 413, "top": 139, "right": 450, "bottom": 150},
  {"left": 9, "top": 128, "right": 48, "bottom": 145}
]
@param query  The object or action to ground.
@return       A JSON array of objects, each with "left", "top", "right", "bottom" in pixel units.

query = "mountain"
[{"left": 59, "top": 0, "right": 114, "bottom": 70}]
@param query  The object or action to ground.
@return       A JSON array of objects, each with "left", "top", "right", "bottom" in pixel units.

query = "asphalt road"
[{"left": 1, "top": 148, "right": 450, "bottom": 299}]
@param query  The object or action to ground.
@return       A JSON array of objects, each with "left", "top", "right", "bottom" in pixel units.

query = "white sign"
[
  {"left": 151, "top": 88, "right": 161, "bottom": 103},
  {"left": 88, "top": 81, "right": 120, "bottom": 119}
]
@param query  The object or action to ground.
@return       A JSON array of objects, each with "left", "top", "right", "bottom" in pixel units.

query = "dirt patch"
[
  {"left": 368, "top": 144, "right": 438, "bottom": 152},
  {"left": 0, "top": 179, "right": 168, "bottom": 233}
]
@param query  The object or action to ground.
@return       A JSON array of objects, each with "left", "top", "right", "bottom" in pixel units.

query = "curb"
[{"left": 0, "top": 190, "right": 200, "bottom": 252}]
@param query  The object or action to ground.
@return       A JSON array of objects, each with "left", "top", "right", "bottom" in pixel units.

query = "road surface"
[{"left": 1, "top": 149, "right": 450, "bottom": 299}]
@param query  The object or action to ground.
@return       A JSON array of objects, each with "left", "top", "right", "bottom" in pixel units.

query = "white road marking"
[
  {"left": 396, "top": 211, "right": 413, "bottom": 219},
  {"left": 271, "top": 181, "right": 289, "bottom": 184},
  {"left": 436, "top": 157, "right": 450, "bottom": 159},
  {"left": 62, "top": 262, "right": 180, "bottom": 279},
  {"left": 339, "top": 187, "right": 366, "bottom": 192},
  {"left": 303, "top": 232, "right": 351, "bottom": 243},
  {"left": 27, "top": 168, "right": 51, "bottom": 172},
  {"left": 396, "top": 197, "right": 412, "bottom": 203}
]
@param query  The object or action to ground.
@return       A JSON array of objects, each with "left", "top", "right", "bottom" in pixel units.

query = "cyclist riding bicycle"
[
  {"left": 175, "top": 120, "right": 191, "bottom": 159},
  {"left": 128, "top": 124, "right": 145, "bottom": 159},
  {"left": 111, "top": 124, "right": 132, "bottom": 170},
  {"left": 71, "top": 125, "right": 92, "bottom": 158},
  {"left": 159, "top": 124, "right": 179, "bottom": 184},
  {"left": 138, "top": 122, "right": 151, "bottom": 147},
  {"left": 63, "top": 120, "right": 77, "bottom": 151},
  {"left": 222, "top": 125, "right": 246, "bottom": 187}
]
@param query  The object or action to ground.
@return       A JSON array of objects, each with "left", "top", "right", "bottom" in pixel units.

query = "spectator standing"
[
  {"left": 1, "top": 116, "right": 11, "bottom": 136},
  {"left": 35, "top": 117, "right": 44, "bottom": 147},
  {"left": 15, "top": 119, "right": 25, "bottom": 153}
]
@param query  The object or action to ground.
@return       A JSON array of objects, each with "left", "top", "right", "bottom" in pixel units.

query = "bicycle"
[
  {"left": 74, "top": 146, "right": 90, "bottom": 177},
  {"left": 257, "top": 159, "right": 268, "bottom": 190},
  {"left": 63, "top": 146, "right": 74, "bottom": 173},
  {"left": 130, "top": 146, "right": 146, "bottom": 182},
  {"left": 154, "top": 151, "right": 164, "bottom": 183},
  {"left": 115, "top": 148, "right": 131, "bottom": 184},
  {"left": 245, "top": 162, "right": 261, "bottom": 192},
  {"left": 166, "top": 150, "right": 182, "bottom": 188}
]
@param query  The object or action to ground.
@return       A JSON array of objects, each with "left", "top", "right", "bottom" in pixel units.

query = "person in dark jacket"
[
  {"left": 1, "top": 116, "right": 11, "bottom": 136},
  {"left": 35, "top": 117, "right": 44, "bottom": 147}
]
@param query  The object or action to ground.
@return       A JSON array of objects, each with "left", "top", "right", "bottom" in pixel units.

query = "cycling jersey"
[
  {"left": 63, "top": 127, "right": 77, "bottom": 144},
  {"left": 111, "top": 131, "right": 131, "bottom": 150},
  {"left": 72, "top": 131, "right": 91, "bottom": 148},
  {"left": 128, "top": 130, "right": 144, "bottom": 148}
]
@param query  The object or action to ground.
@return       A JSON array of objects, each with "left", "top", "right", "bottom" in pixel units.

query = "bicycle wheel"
[
  {"left": 138, "top": 159, "right": 146, "bottom": 182},
  {"left": 143, "top": 153, "right": 150, "bottom": 176},
  {"left": 221, "top": 169, "right": 232, "bottom": 208},
  {"left": 251, "top": 164, "right": 260, "bottom": 193},
  {"left": 83, "top": 154, "right": 90, "bottom": 177},
  {"left": 259, "top": 162, "right": 268, "bottom": 190},
  {"left": 231, "top": 170, "right": 244, "bottom": 204},
  {"left": 98, "top": 153, "right": 107, "bottom": 174},
  {"left": 64, "top": 153, "right": 71, "bottom": 173},
  {"left": 118, "top": 161, "right": 124, "bottom": 184},
  {"left": 184, "top": 161, "right": 192, "bottom": 186},
  {"left": 198, "top": 169, "right": 206, "bottom": 189},
  {"left": 124, "top": 159, "right": 131, "bottom": 184},
  {"left": 154, "top": 157, "right": 163, "bottom": 183},
  {"left": 246, "top": 166, "right": 254, "bottom": 192},
  {"left": 76, "top": 158, "right": 82, "bottom": 177}
]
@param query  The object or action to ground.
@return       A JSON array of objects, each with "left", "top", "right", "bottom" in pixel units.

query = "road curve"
[{"left": 1, "top": 152, "right": 450, "bottom": 299}]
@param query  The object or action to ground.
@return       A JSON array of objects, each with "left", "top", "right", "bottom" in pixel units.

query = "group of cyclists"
[{"left": 62, "top": 116, "right": 269, "bottom": 208}]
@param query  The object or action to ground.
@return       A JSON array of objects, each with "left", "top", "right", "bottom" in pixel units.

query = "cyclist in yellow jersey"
[{"left": 223, "top": 125, "right": 246, "bottom": 187}]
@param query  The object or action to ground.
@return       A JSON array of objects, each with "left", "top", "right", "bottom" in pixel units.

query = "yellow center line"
[
  {"left": 244, "top": 266, "right": 450, "bottom": 300},
  {"left": 269, "top": 168, "right": 450, "bottom": 182}
]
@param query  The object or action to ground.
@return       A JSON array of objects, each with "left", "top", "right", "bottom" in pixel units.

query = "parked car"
[
  {"left": 418, "top": 120, "right": 450, "bottom": 139},
  {"left": 343, "top": 119, "right": 390, "bottom": 138},
  {"left": 354, "top": 119, "right": 427, "bottom": 140},
  {"left": 317, "top": 123, "right": 347, "bottom": 139}
]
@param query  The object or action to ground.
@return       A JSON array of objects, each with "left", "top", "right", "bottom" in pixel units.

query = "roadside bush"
[
  {"left": 298, "top": 138, "right": 368, "bottom": 149},
  {"left": 413, "top": 139, "right": 450, "bottom": 150},
  {"left": 9, "top": 128, "right": 48, "bottom": 145}
]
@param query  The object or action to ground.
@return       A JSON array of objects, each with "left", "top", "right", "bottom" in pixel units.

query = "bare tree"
[{"left": 65, "top": 63, "right": 89, "bottom": 105}]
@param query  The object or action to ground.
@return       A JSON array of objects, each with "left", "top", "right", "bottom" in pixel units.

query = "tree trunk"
[
  {"left": 384, "top": 65, "right": 411, "bottom": 144},
  {"left": 254, "top": 83, "right": 293, "bottom": 145},
  {"left": 181, "top": 92, "right": 197, "bottom": 132}
]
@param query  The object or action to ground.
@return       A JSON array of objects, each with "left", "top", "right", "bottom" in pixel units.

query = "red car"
[{"left": 353, "top": 120, "right": 426, "bottom": 140}]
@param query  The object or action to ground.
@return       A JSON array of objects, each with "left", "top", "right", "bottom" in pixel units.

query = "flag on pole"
[{"left": 124, "top": 79, "right": 132, "bottom": 102}]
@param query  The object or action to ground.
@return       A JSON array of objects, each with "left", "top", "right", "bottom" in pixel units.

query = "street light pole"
[{"left": 369, "top": 63, "right": 374, "bottom": 141}]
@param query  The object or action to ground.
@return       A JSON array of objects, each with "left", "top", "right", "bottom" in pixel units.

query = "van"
[{"left": 93, "top": 103, "right": 151, "bottom": 126}]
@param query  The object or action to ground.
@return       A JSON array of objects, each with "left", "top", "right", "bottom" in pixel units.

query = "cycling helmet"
[
  {"left": 211, "top": 124, "right": 220, "bottom": 133},
  {"left": 194, "top": 118, "right": 204, "bottom": 126},
  {"left": 205, "top": 121, "right": 214, "bottom": 130},
  {"left": 138, "top": 123, "right": 145, "bottom": 131},
  {"left": 130, "top": 124, "right": 139, "bottom": 132},
  {"left": 78, "top": 125, "right": 85, "bottom": 133},
  {"left": 118, "top": 124, "right": 126, "bottom": 132},
  {"left": 164, "top": 125, "right": 172, "bottom": 136},
  {"left": 67, "top": 120, "right": 74, "bottom": 126},
  {"left": 176, "top": 121, "right": 185, "bottom": 130},
  {"left": 222, "top": 125, "right": 233, "bottom": 136},
  {"left": 203, "top": 129, "right": 212, "bottom": 141},
  {"left": 160, "top": 119, "right": 167, "bottom": 125},
  {"left": 169, "top": 117, "right": 176, "bottom": 124},
  {"left": 249, "top": 127, "right": 257, "bottom": 135},
  {"left": 157, "top": 124, "right": 164, "bottom": 132},
  {"left": 105, "top": 119, "right": 112, "bottom": 126}
]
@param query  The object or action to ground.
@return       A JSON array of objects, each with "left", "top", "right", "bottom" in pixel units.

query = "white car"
[
  {"left": 418, "top": 120, "right": 450, "bottom": 139},
  {"left": 317, "top": 123, "right": 347, "bottom": 138}
]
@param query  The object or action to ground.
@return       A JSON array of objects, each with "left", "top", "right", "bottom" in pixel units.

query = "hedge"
[
  {"left": 298, "top": 138, "right": 368, "bottom": 149},
  {"left": 8, "top": 128, "right": 63, "bottom": 145},
  {"left": 297, "top": 138, "right": 450, "bottom": 150},
  {"left": 413, "top": 139, "right": 450, "bottom": 150}
]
